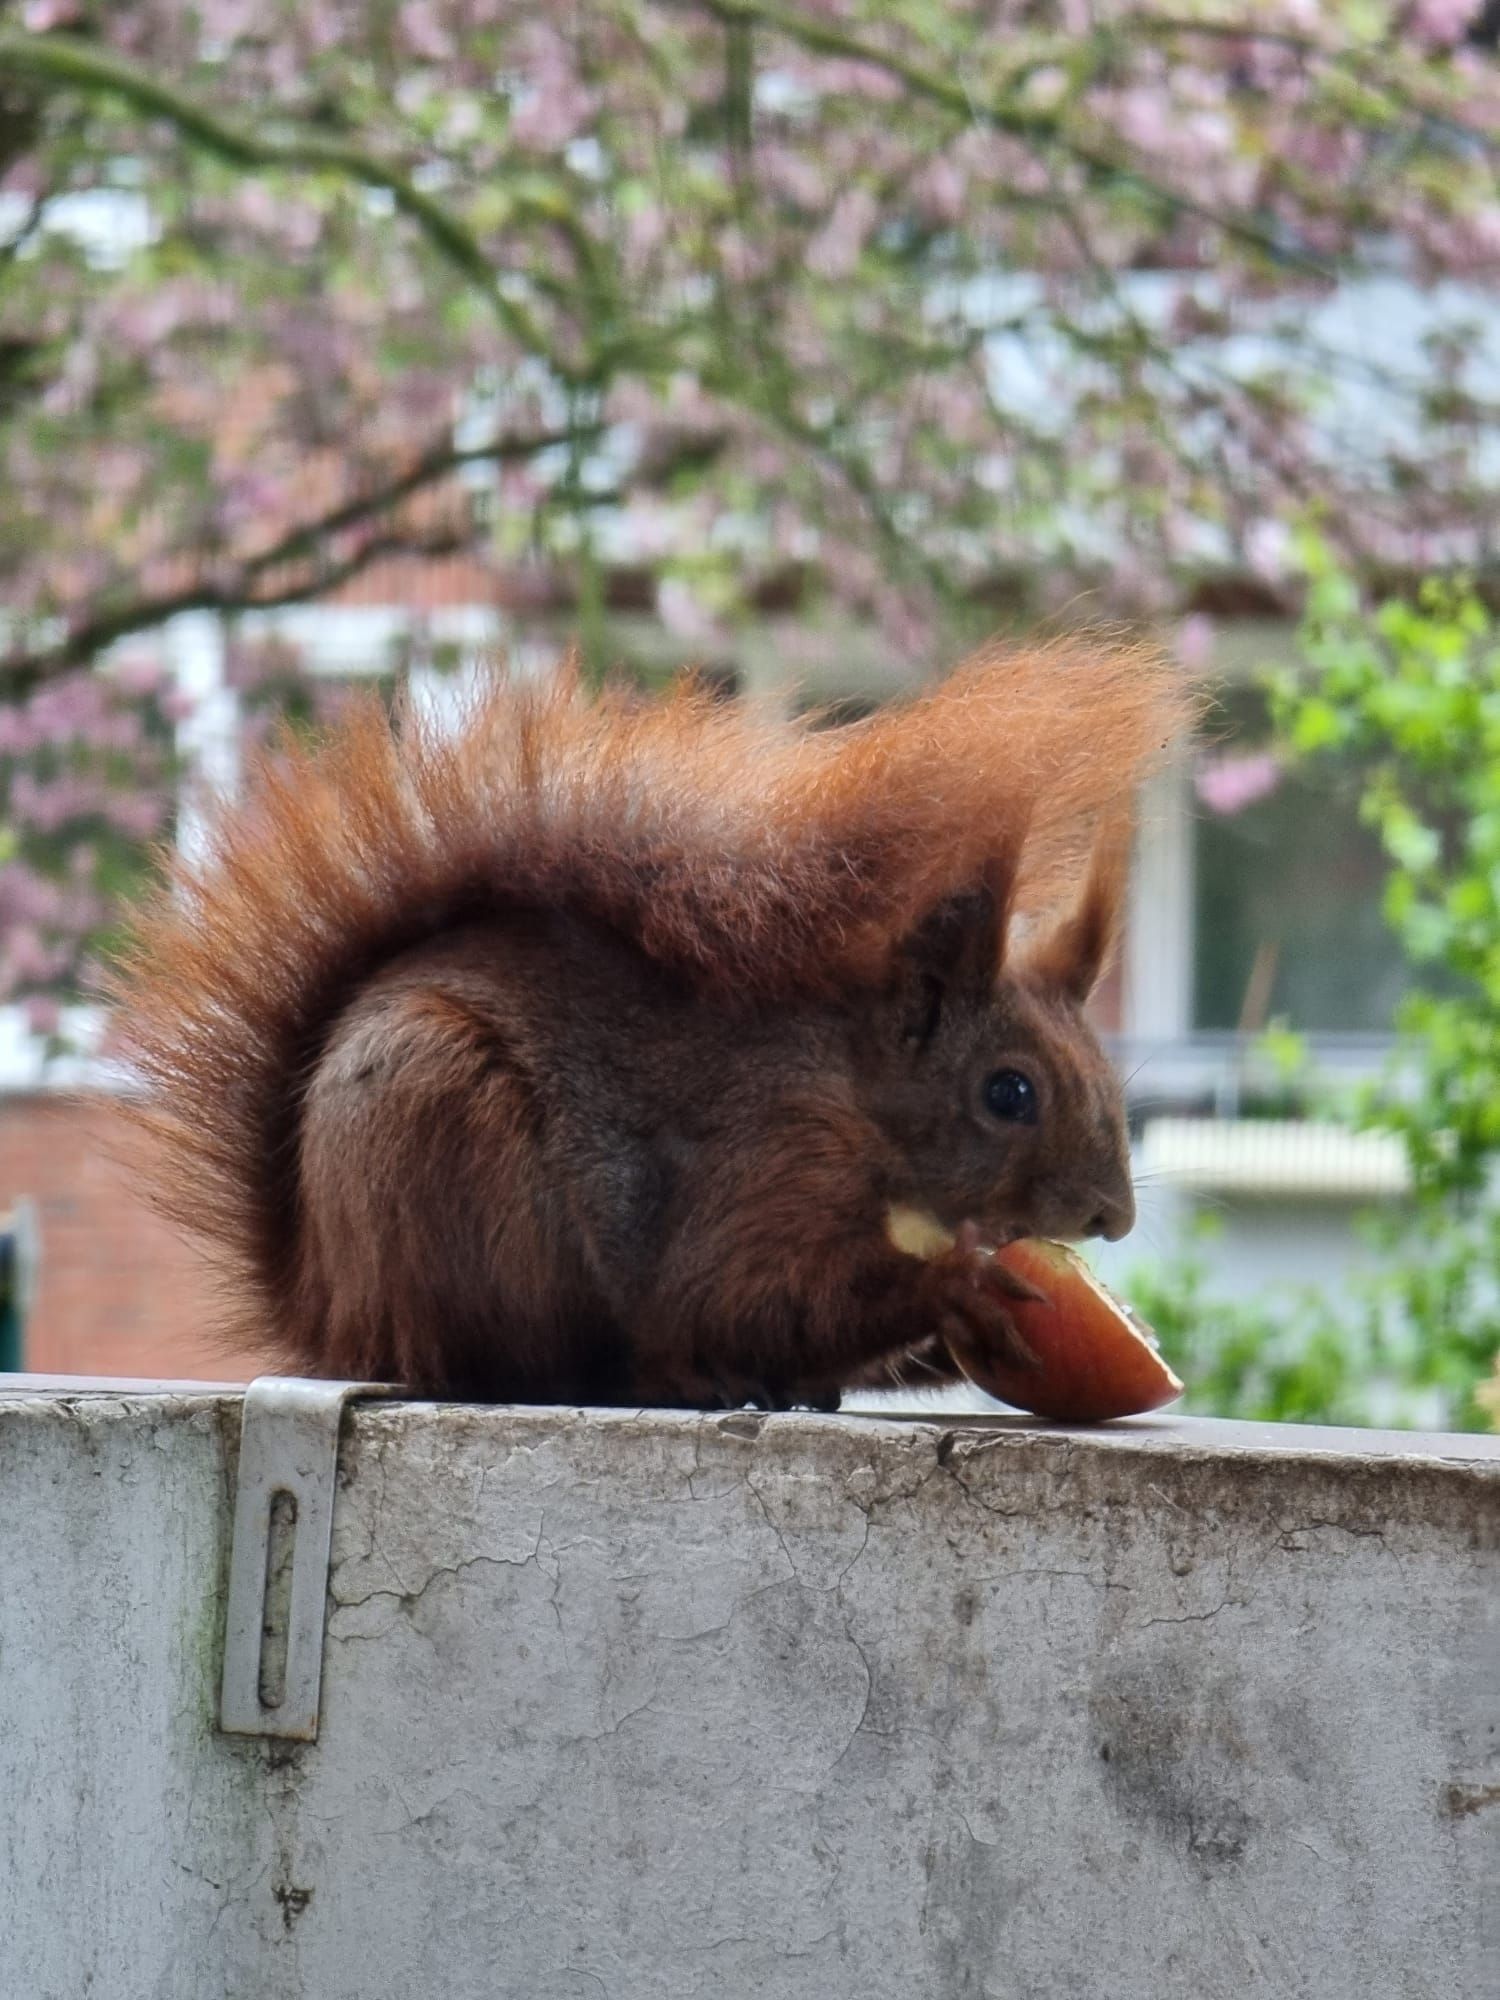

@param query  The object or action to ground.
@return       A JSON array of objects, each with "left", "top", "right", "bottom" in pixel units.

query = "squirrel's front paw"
[{"left": 922, "top": 1223, "right": 1042, "bottom": 1377}]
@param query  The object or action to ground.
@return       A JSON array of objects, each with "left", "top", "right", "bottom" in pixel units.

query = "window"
[
  {"left": 1121, "top": 668, "right": 1429, "bottom": 1093},
  {"left": 1190, "top": 683, "right": 1413, "bottom": 1040}
]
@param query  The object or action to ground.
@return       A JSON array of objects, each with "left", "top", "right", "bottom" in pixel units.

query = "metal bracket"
[{"left": 220, "top": 1375, "right": 397, "bottom": 1742}]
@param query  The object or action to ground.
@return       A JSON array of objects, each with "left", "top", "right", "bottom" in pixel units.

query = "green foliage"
[
  {"left": 1130, "top": 549, "right": 1500, "bottom": 1431},
  {"left": 1127, "top": 1231, "right": 1390, "bottom": 1430}
]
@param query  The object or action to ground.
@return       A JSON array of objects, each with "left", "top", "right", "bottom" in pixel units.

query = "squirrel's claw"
[
  {"left": 985, "top": 1260, "right": 1050, "bottom": 1306},
  {"left": 953, "top": 1219, "right": 1050, "bottom": 1305},
  {"left": 703, "top": 1373, "right": 840, "bottom": 1413},
  {"left": 930, "top": 1241, "right": 1043, "bottom": 1375}
]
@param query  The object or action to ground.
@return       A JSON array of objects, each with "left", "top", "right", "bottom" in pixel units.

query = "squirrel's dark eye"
[{"left": 984, "top": 1068, "right": 1038, "bottom": 1125}]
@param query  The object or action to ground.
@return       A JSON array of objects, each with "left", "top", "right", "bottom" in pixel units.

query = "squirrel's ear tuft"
[
  {"left": 891, "top": 854, "right": 1017, "bottom": 1046},
  {"left": 1023, "top": 808, "right": 1132, "bottom": 1003}
]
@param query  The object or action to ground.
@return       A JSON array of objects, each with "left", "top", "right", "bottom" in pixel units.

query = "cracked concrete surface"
[{"left": 0, "top": 1393, "right": 1495, "bottom": 1998}]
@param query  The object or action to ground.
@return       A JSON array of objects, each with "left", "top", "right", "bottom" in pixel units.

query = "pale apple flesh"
[{"left": 883, "top": 1205, "right": 1184, "bottom": 1422}]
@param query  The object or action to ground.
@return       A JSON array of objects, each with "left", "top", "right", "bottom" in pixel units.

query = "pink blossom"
[
  {"left": 1195, "top": 752, "right": 1284, "bottom": 817},
  {"left": 1113, "top": 87, "right": 1172, "bottom": 158},
  {"left": 718, "top": 229, "right": 770, "bottom": 285},
  {"left": 12, "top": 771, "right": 107, "bottom": 832},
  {"left": 758, "top": 146, "right": 830, "bottom": 212},
  {"left": 1176, "top": 615, "right": 1216, "bottom": 673},
  {"left": 656, "top": 578, "right": 721, "bottom": 648},
  {"left": 196, "top": 0, "right": 262, "bottom": 40},
  {"left": 1408, "top": 0, "right": 1479, "bottom": 46},
  {"left": 806, "top": 58, "right": 902, "bottom": 105},
  {"left": 22, "top": 1, "right": 84, "bottom": 28},
  {"left": 510, "top": 82, "right": 594, "bottom": 152},
  {"left": 0, "top": 160, "right": 44, "bottom": 200},
  {"left": 0, "top": 711, "right": 37, "bottom": 756},
  {"left": 111, "top": 655, "right": 167, "bottom": 698},
  {"left": 912, "top": 155, "right": 968, "bottom": 228},
  {"left": 22, "top": 995, "right": 62, "bottom": 1039},
  {"left": 507, "top": 32, "right": 600, "bottom": 155},
  {"left": 0, "top": 866, "right": 64, "bottom": 927},
  {"left": 3, "top": 924, "right": 63, "bottom": 987},
  {"left": 104, "top": 792, "right": 168, "bottom": 840},
  {"left": 400, "top": 3, "right": 455, "bottom": 62},
  {"left": 1245, "top": 519, "right": 1292, "bottom": 583},
  {"left": 623, "top": 202, "right": 668, "bottom": 266},
  {"left": 806, "top": 188, "right": 878, "bottom": 280}
]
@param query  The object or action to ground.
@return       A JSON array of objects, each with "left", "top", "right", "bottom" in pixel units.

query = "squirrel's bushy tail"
[{"left": 112, "top": 640, "right": 1188, "bottom": 1340}]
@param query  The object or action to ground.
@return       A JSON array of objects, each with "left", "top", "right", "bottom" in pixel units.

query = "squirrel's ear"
[
  {"left": 892, "top": 856, "right": 1015, "bottom": 1047},
  {"left": 1024, "top": 808, "right": 1132, "bottom": 1003}
]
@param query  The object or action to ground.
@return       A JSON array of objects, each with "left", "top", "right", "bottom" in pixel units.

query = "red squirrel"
[{"left": 115, "top": 641, "right": 1186, "bottom": 1409}]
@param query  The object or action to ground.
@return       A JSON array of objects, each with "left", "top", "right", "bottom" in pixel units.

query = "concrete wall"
[{"left": 1, "top": 1387, "right": 1494, "bottom": 1999}]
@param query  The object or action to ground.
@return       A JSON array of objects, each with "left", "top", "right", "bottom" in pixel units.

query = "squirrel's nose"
[{"left": 1087, "top": 1189, "right": 1135, "bottom": 1242}]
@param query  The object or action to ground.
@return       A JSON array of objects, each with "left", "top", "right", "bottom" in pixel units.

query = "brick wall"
[{"left": 0, "top": 1093, "right": 261, "bottom": 1381}]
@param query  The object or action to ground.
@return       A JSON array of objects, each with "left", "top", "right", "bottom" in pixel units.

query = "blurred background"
[{"left": 3, "top": 1, "right": 1500, "bottom": 1427}]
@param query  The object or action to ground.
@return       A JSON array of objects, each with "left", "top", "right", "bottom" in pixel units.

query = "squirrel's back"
[{"left": 114, "top": 642, "right": 1185, "bottom": 1377}]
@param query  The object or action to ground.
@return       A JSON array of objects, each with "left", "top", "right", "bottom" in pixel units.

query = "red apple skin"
[{"left": 952, "top": 1239, "right": 1184, "bottom": 1423}]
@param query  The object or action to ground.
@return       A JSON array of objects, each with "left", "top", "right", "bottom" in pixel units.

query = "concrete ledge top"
[{"left": 2, "top": 1372, "right": 1496, "bottom": 1470}]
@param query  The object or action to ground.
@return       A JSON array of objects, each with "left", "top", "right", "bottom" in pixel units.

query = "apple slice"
[
  {"left": 883, "top": 1207, "right": 1183, "bottom": 1422},
  {"left": 974, "top": 1238, "right": 1182, "bottom": 1422}
]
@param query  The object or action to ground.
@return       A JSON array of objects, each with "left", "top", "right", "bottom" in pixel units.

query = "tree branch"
[
  {"left": 0, "top": 423, "right": 598, "bottom": 697},
  {"left": 0, "top": 29, "right": 585, "bottom": 362},
  {"left": 1128, "top": 14, "right": 1500, "bottom": 153},
  {"left": 683, "top": 0, "right": 1344, "bottom": 275}
]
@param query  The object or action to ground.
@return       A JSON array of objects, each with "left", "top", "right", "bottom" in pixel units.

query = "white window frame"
[
  {"left": 2, "top": 600, "right": 508, "bottom": 1093},
  {"left": 1116, "top": 741, "right": 1401, "bottom": 1111}
]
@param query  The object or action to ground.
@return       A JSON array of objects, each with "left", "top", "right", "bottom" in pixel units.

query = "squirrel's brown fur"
[{"left": 113, "top": 640, "right": 1187, "bottom": 1407}]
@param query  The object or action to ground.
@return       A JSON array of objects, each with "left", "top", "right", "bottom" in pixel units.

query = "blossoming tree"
[{"left": 2, "top": 0, "right": 1499, "bottom": 1011}]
